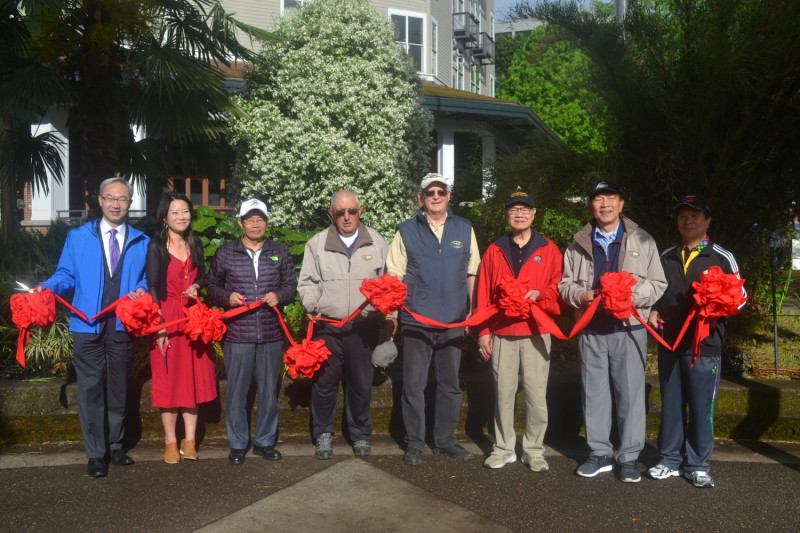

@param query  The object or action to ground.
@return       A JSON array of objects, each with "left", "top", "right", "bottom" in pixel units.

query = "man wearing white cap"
[
  {"left": 206, "top": 198, "right": 298, "bottom": 465},
  {"left": 386, "top": 173, "right": 481, "bottom": 465}
]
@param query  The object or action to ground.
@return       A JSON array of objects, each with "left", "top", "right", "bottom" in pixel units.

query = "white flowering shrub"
[{"left": 228, "top": 0, "right": 433, "bottom": 236}]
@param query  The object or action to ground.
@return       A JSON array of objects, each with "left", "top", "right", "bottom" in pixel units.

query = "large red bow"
[
  {"left": 670, "top": 266, "right": 746, "bottom": 365},
  {"left": 116, "top": 294, "right": 161, "bottom": 336},
  {"left": 184, "top": 300, "right": 227, "bottom": 343},
  {"left": 274, "top": 308, "right": 330, "bottom": 379},
  {"left": 497, "top": 276, "right": 532, "bottom": 319},
  {"left": 360, "top": 274, "right": 407, "bottom": 315},
  {"left": 10, "top": 291, "right": 57, "bottom": 367}
]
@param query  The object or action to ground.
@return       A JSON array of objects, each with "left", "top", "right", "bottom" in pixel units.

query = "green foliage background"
[{"left": 228, "top": 0, "right": 433, "bottom": 237}]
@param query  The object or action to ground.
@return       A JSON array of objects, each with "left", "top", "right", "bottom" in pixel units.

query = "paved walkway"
[{"left": 2, "top": 435, "right": 800, "bottom": 532}]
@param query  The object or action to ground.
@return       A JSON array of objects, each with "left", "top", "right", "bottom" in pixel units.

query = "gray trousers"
[
  {"left": 401, "top": 326, "right": 465, "bottom": 451},
  {"left": 579, "top": 328, "right": 647, "bottom": 463}
]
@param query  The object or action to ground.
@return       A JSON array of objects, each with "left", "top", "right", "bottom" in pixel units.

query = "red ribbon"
[
  {"left": 275, "top": 307, "right": 331, "bottom": 379},
  {"left": 10, "top": 291, "right": 57, "bottom": 367},
  {"left": 116, "top": 294, "right": 161, "bottom": 337},
  {"left": 669, "top": 266, "right": 747, "bottom": 365},
  {"left": 184, "top": 300, "right": 228, "bottom": 343},
  {"left": 557, "top": 272, "right": 672, "bottom": 350}
]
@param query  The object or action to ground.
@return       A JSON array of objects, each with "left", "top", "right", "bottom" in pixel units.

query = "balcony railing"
[
  {"left": 470, "top": 32, "right": 495, "bottom": 64},
  {"left": 453, "top": 12, "right": 480, "bottom": 45}
]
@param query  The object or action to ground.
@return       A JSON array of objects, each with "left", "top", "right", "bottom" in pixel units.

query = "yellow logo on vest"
[
  {"left": 627, "top": 250, "right": 641, "bottom": 258},
  {"left": 450, "top": 240, "right": 464, "bottom": 249},
  {"left": 361, "top": 254, "right": 374, "bottom": 261}
]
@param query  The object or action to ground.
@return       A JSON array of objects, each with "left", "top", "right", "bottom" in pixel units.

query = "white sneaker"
[
  {"left": 685, "top": 470, "right": 715, "bottom": 488},
  {"left": 483, "top": 452, "right": 517, "bottom": 469},
  {"left": 522, "top": 454, "right": 549, "bottom": 472},
  {"left": 648, "top": 464, "right": 681, "bottom": 480}
]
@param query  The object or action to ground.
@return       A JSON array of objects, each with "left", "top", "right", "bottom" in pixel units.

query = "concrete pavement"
[{"left": 2, "top": 435, "right": 800, "bottom": 532}]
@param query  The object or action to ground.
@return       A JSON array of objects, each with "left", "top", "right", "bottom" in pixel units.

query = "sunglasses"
[
  {"left": 424, "top": 189, "right": 448, "bottom": 197},
  {"left": 333, "top": 207, "right": 359, "bottom": 218}
]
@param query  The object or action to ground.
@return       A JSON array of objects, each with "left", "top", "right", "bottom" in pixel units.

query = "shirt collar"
[{"left": 99, "top": 218, "right": 126, "bottom": 238}]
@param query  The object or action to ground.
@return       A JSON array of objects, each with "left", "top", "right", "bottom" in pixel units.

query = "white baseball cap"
[
  {"left": 419, "top": 173, "right": 450, "bottom": 191},
  {"left": 239, "top": 198, "right": 269, "bottom": 218}
]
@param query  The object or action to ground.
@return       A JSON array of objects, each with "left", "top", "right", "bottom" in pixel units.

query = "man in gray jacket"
[
  {"left": 298, "top": 190, "right": 388, "bottom": 459},
  {"left": 559, "top": 181, "right": 666, "bottom": 483}
]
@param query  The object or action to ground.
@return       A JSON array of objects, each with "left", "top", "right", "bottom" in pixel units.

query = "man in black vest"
[
  {"left": 386, "top": 173, "right": 481, "bottom": 466},
  {"left": 37, "top": 177, "right": 149, "bottom": 477}
]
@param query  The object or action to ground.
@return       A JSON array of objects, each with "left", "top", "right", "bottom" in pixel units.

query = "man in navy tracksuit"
[{"left": 647, "top": 195, "right": 746, "bottom": 488}]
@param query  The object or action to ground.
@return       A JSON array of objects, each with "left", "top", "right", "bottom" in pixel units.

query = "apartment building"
[{"left": 25, "top": 0, "right": 557, "bottom": 227}]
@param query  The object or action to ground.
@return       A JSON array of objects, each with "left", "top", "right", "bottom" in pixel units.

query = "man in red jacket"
[{"left": 475, "top": 190, "right": 563, "bottom": 471}]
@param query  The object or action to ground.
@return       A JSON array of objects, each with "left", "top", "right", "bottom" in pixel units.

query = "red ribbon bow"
[
  {"left": 359, "top": 274, "right": 408, "bottom": 315},
  {"left": 184, "top": 300, "right": 227, "bottom": 343},
  {"left": 670, "top": 266, "right": 746, "bottom": 365},
  {"left": 116, "top": 294, "right": 161, "bottom": 337},
  {"left": 10, "top": 291, "right": 57, "bottom": 367}
]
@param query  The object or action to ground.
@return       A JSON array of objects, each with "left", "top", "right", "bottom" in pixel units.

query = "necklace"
[{"left": 168, "top": 234, "right": 191, "bottom": 279}]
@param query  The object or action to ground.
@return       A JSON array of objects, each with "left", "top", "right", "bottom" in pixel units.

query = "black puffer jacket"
[{"left": 205, "top": 238, "right": 297, "bottom": 343}]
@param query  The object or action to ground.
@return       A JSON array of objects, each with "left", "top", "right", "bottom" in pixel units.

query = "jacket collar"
[{"left": 324, "top": 222, "right": 373, "bottom": 254}]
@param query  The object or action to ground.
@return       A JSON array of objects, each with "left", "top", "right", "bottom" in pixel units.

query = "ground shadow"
[{"left": 726, "top": 376, "right": 800, "bottom": 472}]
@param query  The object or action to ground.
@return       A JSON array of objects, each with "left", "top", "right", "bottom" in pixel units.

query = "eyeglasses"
[
  {"left": 333, "top": 207, "right": 359, "bottom": 218},
  {"left": 424, "top": 189, "right": 448, "bottom": 197},
  {"left": 242, "top": 217, "right": 267, "bottom": 226},
  {"left": 100, "top": 195, "right": 130, "bottom": 205},
  {"left": 508, "top": 207, "right": 533, "bottom": 215}
]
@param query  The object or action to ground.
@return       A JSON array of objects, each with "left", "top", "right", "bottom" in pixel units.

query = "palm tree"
[{"left": 0, "top": 0, "right": 272, "bottom": 239}]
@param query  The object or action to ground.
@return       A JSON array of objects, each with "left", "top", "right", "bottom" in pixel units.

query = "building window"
[
  {"left": 282, "top": 0, "right": 306, "bottom": 15},
  {"left": 390, "top": 10, "right": 426, "bottom": 73},
  {"left": 431, "top": 19, "right": 439, "bottom": 79},
  {"left": 171, "top": 177, "right": 232, "bottom": 213},
  {"left": 470, "top": 61, "right": 480, "bottom": 93},
  {"left": 452, "top": 44, "right": 465, "bottom": 90}
]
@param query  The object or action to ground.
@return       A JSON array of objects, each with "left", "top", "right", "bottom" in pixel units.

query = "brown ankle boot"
[
  {"left": 180, "top": 439, "right": 198, "bottom": 460},
  {"left": 164, "top": 442, "right": 180, "bottom": 464}
]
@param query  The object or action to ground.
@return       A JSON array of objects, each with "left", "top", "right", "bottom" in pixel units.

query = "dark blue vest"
[{"left": 398, "top": 209, "right": 472, "bottom": 328}]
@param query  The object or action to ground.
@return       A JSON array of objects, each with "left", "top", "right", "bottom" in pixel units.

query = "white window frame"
[
  {"left": 389, "top": 9, "right": 427, "bottom": 74},
  {"left": 452, "top": 43, "right": 465, "bottom": 90},
  {"left": 490, "top": 74, "right": 496, "bottom": 98},
  {"left": 431, "top": 18, "right": 439, "bottom": 79}
]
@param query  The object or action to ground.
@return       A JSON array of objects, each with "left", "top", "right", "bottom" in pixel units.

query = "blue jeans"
[{"left": 224, "top": 341, "right": 283, "bottom": 449}]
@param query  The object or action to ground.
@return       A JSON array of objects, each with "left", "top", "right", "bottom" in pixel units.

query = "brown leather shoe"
[
  {"left": 180, "top": 440, "right": 198, "bottom": 460},
  {"left": 164, "top": 442, "right": 180, "bottom": 464}
]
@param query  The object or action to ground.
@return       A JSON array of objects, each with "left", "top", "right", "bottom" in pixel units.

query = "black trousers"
[
  {"left": 72, "top": 324, "right": 133, "bottom": 459},
  {"left": 311, "top": 319, "right": 378, "bottom": 441}
]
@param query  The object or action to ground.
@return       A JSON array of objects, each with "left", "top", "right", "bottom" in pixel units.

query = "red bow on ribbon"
[
  {"left": 670, "top": 266, "right": 746, "bottom": 365},
  {"left": 359, "top": 274, "right": 408, "bottom": 315},
  {"left": 10, "top": 291, "right": 57, "bottom": 367},
  {"left": 497, "top": 276, "right": 533, "bottom": 319},
  {"left": 184, "top": 300, "right": 227, "bottom": 343},
  {"left": 275, "top": 308, "right": 330, "bottom": 379},
  {"left": 116, "top": 293, "right": 161, "bottom": 336}
]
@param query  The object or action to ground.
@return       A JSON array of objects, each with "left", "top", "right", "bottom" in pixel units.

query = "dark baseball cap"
[
  {"left": 675, "top": 195, "right": 711, "bottom": 215},
  {"left": 588, "top": 180, "right": 622, "bottom": 200},
  {"left": 505, "top": 190, "right": 535, "bottom": 209}
]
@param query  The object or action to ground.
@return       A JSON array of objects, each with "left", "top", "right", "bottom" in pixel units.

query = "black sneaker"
[
  {"left": 432, "top": 444, "right": 474, "bottom": 460},
  {"left": 619, "top": 460, "right": 641, "bottom": 483},
  {"left": 402, "top": 448, "right": 423, "bottom": 465},
  {"left": 576, "top": 455, "right": 613, "bottom": 477}
]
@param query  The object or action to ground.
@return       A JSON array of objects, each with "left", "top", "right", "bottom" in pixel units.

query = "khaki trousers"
[{"left": 490, "top": 334, "right": 551, "bottom": 458}]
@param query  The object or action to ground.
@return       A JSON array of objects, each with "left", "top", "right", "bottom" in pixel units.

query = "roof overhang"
[{"left": 421, "top": 82, "right": 562, "bottom": 147}]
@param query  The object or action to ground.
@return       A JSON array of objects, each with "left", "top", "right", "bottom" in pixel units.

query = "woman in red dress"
[{"left": 146, "top": 192, "right": 217, "bottom": 463}]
